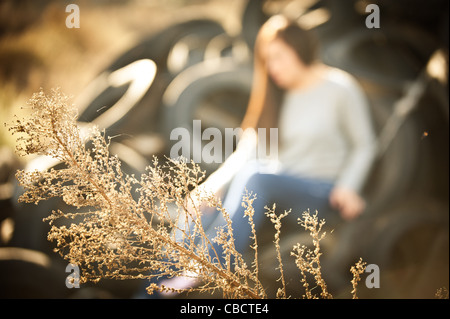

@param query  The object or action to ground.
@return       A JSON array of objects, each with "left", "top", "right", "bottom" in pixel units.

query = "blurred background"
[{"left": 0, "top": 0, "right": 448, "bottom": 299}]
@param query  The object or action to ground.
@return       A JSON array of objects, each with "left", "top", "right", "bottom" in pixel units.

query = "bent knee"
[{"left": 245, "top": 173, "right": 278, "bottom": 195}]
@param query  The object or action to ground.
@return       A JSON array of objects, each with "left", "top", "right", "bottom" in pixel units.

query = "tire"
[
  {"left": 0, "top": 247, "right": 70, "bottom": 298},
  {"left": 10, "top": 59, "right": 160, "bottom": 253},
  {"left": 240, "top": 0, "right": 268, "bottom": 50},
  {"left": 322, "top": 25, "right": 438, "bottom": 89},
  {"left": 105, "top": 19, "right": 225, "bottom": 73},
  {"left": 362, "top": 104, "right": 422, "bottom": 215},
  {"left": 74, "top": 19, "right": 226, "bottom": 132},
  {"left": 75, "top": 59, "right": 158, "bottom": 135},
  {"left": 166, "top": 28, "right": 230, "bottom": 76},
  {"left": 0, "top": 147, "right": 20, "bottom": 226},
  {"left": 203, "top": 33, "right": 251, "bottom": 64},
  {"left": 162, "top": 58, "right": 253, "bottom": 174},
  {"left": 73, "top": 19, "right": 227, "bottom": 150}
]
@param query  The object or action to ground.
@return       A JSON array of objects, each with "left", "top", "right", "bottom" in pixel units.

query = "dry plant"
[
  {"left": 265, "top": 204, "right": 290, "bottom": 299},
  {"left": 7, "top": 88, "right": 367, "bottom": 299},
  {"left": 350, "top": 258, "right": 367, "bottom": 299},
  {"left": 291, "top": 211, "right": 332, "bottom": 299},
  {"left": 7, "top": 88, "right": 265, "bottom": 299},
  {"left": 435, "top": 287, "right": 449, "bottom": 299}
]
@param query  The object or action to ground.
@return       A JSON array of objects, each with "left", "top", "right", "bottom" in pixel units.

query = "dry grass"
[
  {"left": 350, "top": 258, "right": 367, "bottom": 299},
  {"left": 6, "top": 88, "right": 369, "bottom": 299},
  {"left": 291, "top": 210, "right": 333, "bottom": 299},
  {"left": 7, "top": 88, "right": 266, "bottom": 298},
  {"left": 265, "top": 204, "right": 290, "bottom": 298},
  {"left": 435, "top": 287, "right": 449, "bottom": 299}
]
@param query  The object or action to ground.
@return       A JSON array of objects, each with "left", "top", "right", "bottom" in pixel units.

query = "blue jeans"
[
  {"left": 201, "top": 162, "right": 337, "bottom": 264},
  {"left": 134, "top": 162, "right": 337, "bottom": 298}
]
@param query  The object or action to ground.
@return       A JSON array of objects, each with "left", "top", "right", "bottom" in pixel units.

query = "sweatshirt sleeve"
[{"left": 335, "top": 76, "right": 377, "bottom": 193}]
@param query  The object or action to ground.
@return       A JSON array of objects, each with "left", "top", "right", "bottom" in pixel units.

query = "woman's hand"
[
  {"left": 185, "top": 184, "right": 222, "bottom": 217},
  {"left": 185, "top": 186, "right": 208, "bottom": 217},
  {"left": 329, "top": 187, "right": 366, "bottom": 221}
]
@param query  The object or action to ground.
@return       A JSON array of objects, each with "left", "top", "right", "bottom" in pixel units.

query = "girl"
[{"left": 162, "top": 15, "right": 377, "bottom": 293}]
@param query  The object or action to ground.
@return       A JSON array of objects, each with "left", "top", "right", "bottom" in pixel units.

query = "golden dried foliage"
[
  {"left": 435, "top": 287, "right": 449, "bottom": 299},
  {"left": 7, "top": 88, "right": 369, "bottom": 299},
  {"left": 350, "top": 258, "right": 367, "bottom": 299},
  {"left": 7, "top": 88, "right": 265, "bottom": 298},
  {"left": 265, "top": 204, "right": 290, "bottom": 299},
  {"left": 291, "top": 211, "right": 331, "bottom": 299}
]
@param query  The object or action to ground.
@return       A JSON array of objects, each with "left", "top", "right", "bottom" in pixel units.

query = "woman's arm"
[
  {"left": 194, "top": 128, "right": 258, "bottom": 195},
  {"left": 331, "top": 75, "right": 377, "bottom": 219}
]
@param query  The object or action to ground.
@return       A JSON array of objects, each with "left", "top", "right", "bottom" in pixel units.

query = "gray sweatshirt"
[{"left": 278, "top": 68, "right": 377, "bottom": 193}]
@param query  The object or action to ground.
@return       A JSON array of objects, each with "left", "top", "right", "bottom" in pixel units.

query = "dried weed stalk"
[
  {"left": 265, "top": 204, "right": 290, "bottom": 299},
  {"left": 350, "top": 257, "right": 367, "bottom": 299},
  {"left": 7, "top": 88, "right": 369, "bottom": 299},
  {"left": 435, "top": 287, "right": 449, "bottom": 299},
  {"left": 291, "top": 210, "right": 331, "bottom": 299}
]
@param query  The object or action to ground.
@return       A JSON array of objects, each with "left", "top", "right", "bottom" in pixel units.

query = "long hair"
[{"left": 240, "top": 15, "right": 320, "bottom": 134}]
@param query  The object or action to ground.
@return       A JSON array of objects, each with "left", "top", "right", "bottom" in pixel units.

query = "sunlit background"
[{"left": 0, "top": 0, "right": 448, "bottom": 299}]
